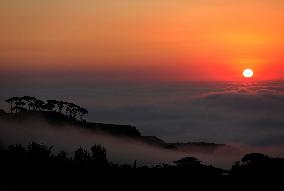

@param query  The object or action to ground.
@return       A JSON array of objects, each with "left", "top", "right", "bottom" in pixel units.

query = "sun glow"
[{"left": 243, "top": 69, "right": 254, "bottom": 78}]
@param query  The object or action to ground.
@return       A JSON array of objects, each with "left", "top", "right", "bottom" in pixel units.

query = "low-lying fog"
[{"left": 1, "top": 117, "right": 282, "bottom": 170}]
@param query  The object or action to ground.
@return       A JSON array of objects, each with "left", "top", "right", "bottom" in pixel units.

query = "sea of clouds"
[{"left": 1, "top": 80, "right": 284, "bottom": 167}]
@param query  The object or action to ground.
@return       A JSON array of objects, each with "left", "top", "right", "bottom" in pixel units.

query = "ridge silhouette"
[{"left": 1, "top": 97, "right": 239, "bottom": 156}]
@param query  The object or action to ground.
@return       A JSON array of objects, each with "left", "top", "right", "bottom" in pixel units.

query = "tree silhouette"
[
  {"left": 4, "top": 96, "right": 88, "bottom": 121},
  {"left": 12, "top": 105, "right": 27, "bottom": 113},
  {"left": 34, "top": 99, "right": 45, "bottom": 111},
  {"left": 70, "top": 103, "right": 80, "bottom": 119},
  {"left": 7, "top": 144, "right": 27, "bottom": 158},
  {"left": 74, "top": 147, "right": 91, "bottom": 166},
  {"left": 174, "top": 157, "right": 202, "bottom": 168},
  {"left": 90, "top": 144, "right": 108, "bottom": 168},
  {"left": 22, "top": 96, "right": 37, "bottom": 111},
  {"left": 241, "top": 153, "right": 269, "bottom": 164},
  {"left": 53, "top": 151, "right": 71, "bottom": 168},
  {"left": 78, "top": 107, "right": 88, "bottom": 122},
  {"left": 9, "top": 97, "right": 26, "bottom": 113},
  {"left": 5, "top": 97, "right": 25, "bottom": 113},
  {"left": 5, "top": 97, "right": 15, "bottom": 113},
  {"left": 65, "top": 102, "right": 80, "bottom": 119},
  {"left": 27, "top": 142, "right": 52, "bottom": 158},
  {"left": 230, "top": 153, "right": 284, "bottom": 176},
  {"left": 45, "top": 100, "right": 58, "bottom": 112},
  {"left": 57, "top": 101, "right": 65, "bottom": 113},
  {"left": 26, "top": 142, "right": 52, "bottom": 167},
  {"left": 65, "top": 103, "right": 72, "bottom": 117},
  {"left": 55, "top": 151, "right": 69, "bottom": 162}
]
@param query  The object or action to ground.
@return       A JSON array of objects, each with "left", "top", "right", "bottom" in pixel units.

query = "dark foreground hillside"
[{"left": 0, "top": 142, "right": 283, "bottom": 189}]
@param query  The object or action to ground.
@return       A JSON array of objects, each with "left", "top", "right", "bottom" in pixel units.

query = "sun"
[{"left": 243, "top": 69, "right": 254, "bottom": 78}]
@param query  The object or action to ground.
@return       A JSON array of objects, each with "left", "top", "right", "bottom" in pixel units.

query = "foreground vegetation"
[{"left": 1, "top": 142, "right": 283, "bottom": 179}]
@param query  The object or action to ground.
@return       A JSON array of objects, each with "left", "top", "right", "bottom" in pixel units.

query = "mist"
[
  {"left": 0, "top": 117, "right": 185, "bottom": 166},
  {"left": 0, "top": 116, "right": 247, "bottom": 169}
]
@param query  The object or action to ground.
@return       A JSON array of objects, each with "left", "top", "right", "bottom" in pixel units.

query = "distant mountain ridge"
[{"left": 0, "top": 110, "right": 238, "bottom": 154}]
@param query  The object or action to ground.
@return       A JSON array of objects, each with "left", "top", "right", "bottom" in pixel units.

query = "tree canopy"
[{"left": 4, "top": 96, "right": 89, "bottom": 122}]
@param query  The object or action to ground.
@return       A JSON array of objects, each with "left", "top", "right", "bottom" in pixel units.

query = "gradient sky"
[{"left": 1, "top": 0, "right": 284, "bottom": 83}]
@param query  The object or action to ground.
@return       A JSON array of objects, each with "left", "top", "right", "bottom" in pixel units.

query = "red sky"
[{"left": 1, "top": 0, "right": 284, "bottom": 82}]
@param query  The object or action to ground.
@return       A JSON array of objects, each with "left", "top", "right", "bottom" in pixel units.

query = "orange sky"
[{"left": 1, "top": 0, "right": 284, "bottom": 82}]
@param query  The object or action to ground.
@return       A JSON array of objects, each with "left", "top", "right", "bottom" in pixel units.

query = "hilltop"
[{"left": 0, "top": 110, "right": 141, "bottom": 137}]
